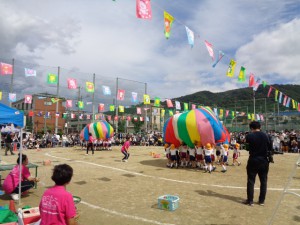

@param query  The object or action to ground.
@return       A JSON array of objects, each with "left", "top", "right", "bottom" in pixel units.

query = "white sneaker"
[
  {"left": 85, "top": 154, "right": 89, "bottom": 156},
  {"left": 11, "top": 193, "right": 19, "bottom": 201}
]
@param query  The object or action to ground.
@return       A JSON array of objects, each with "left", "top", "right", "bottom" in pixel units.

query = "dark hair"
[
  {"left": 249, "top": 121, "right": 261, "bottom": 130},
  {"left": 17, "top": 153, "right": 28, "bottom": 164},
  {"left": 51, "top": 164, "right": 73, "bottom": 186}
]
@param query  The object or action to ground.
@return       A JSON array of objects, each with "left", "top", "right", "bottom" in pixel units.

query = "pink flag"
[
  {"left": 267, "top": 87, "right": 273, "bottom": 97},
  {"left": 24, "top": 95, "right": 32, "bottom": 104},
  {"left": 98, "top": 103, "right": 105, "bottom": 112},
  {"left": 249, "top": 73, "right": 255, "bottom": 87},
  {"left": 0, "top": 62, "right": 13, "bottom": 75},
  {"left": 117, "top": 89, "right": 125, "bottom": 100},
  {"left": 136, "top": 0, "right": 152, "bottom": 19},
  {"left": 166, "top": 99, "right": 173, "bottom": 108},
  {"left": 225, "top": 110, "right": 229, "bottom": 118},
  {"left": 114, "top": 116, "right": 118, "bottom": 121},
  {"left": 67, "top": 78, "right": 77, "bottom": 89},
  {"left": 140, "top": 117, "right": 144, "bottom": 122},
  {"left": 66, "top": 100, "right": 73, "bottom": 108},
  {"left": 191, "top": 104, "right": 196, "bottom": 109},
  {"left": 260, "top": 114, "right": 264, "bottom": 121},
  {"left": 107, "top": 115, "right": 112, "bottom": 121},
  {"left": 55, "top": 112, "right": 60, "bottom": 118},
  {"left": 127, "top": 116, "right": 131, "bottom": 121},
  {"left": 71, "top": 113, "right": 76, "bottom": 119},
  {"left": 137, "top": 107, "right": 142, "bottom": 114},
  {"left": 204, "top": 40, "right": 214, "bottom": 60},
  {"left": 86, "top": 114, "right": 91, "bottom": 120},
  {"left": 283, "top": 95, "right": 288, "bottom": 106}
]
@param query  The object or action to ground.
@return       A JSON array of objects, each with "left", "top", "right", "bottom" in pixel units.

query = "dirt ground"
[{"left": 0, "top": 146, "right": 300, "bottom": 225}]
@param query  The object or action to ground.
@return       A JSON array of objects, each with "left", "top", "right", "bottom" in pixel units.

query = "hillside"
[{"left": 173, "top": 84, "right": 300, "bottom": 113}]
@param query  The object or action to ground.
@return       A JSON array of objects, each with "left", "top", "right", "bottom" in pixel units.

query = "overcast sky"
[{"left": 0, "top": 0, "right": 299, "bottom": 109}]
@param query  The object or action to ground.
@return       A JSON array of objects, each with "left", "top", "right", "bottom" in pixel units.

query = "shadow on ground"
[
  {"left": 195, "top": 189, "right": 244, "bottom": 204},
  {"left": 139, "top": 159, "right": 166, "bottom": 168}
]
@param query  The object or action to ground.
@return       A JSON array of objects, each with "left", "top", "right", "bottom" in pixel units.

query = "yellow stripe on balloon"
[
  {"left": 186, "top": 110, "right": 201, "bottom": 144},
  {"left": 96, "top": 122, "right": 104, "bottom": 139}
]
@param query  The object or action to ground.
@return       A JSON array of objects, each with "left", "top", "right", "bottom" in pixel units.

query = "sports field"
[{"left": 0, "top": 146, "right": 299, "bottom": 225}]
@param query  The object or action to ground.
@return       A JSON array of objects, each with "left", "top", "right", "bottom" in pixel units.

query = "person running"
[
  {"left": 220, "top": 144, "right": 229, "bottom": 173},
  {"left": 121, "top": 136, "right": 131, "bottom": 162},
  {"left": 39, "top": 164, "right": 78, "bottom": 225},
  {"left": 232, "top": 143, "right": 241, "bottom": 166},
  {"left": 3, "top": 153, "right": 39, "bottom": 201},
  {"left": 86, "top": 133, "right": 94, "bottom": 155}
]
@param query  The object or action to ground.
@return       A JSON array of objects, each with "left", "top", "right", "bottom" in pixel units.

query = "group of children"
[{"left": 164, "top": 142, "right": 241, "bottom": 173}]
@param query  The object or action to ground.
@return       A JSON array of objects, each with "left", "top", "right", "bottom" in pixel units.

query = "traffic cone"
[{"left": 9, "top": 200, "right": 16, "bottom": 213}]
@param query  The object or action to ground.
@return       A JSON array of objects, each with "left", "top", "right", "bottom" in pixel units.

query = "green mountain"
[{"left": 173, "top": 84, "right": 300, "bottom": 114}]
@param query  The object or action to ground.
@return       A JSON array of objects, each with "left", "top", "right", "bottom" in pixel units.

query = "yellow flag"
[
  {"left": 0, "top": 91, "right": 2, "bottom": 100},
  {"left": 164, "top": 11, "right": 174, "bottom": 39},
  {"left": 251, "top": 113, "right": 255, "bottom": 121},
  {"left": 219, "top": 109, "right": 224, "bottom": 119},
  {"left": 161, "top": 109, "right": 165, "bottom": 117},
  {"left": 226, "top": 59, "right": 236, "bottom": 77},
  {"left": 119, "top": 105, "right": 124, "bottom": 113},
  {"left": 292, "top": 99, "right": 296, "bottom": 109},
  {"left": 144, "top": 94, "right": 150, "bottom": 104}
]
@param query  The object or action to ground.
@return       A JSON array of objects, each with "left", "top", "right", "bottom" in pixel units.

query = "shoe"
[
  {"left": 258, "top": 201, "right": 265, "bottom": 206},
  {"left": 221, "top": 170, "right": 227, "bottom": 173},
  {"left": 11, "top": 193, "right": 19, "bottom": 201},
  {"left": 238, "top": 162, "right": 241, "bottom": 166},
  {"left": 242, "top": 200, "right": 254, "bottom": 206},
  {"left": 11, "top": 153, "right": 15, "bottom": 155},
  {"left": 85, "top": 154, "right": 88, "bottom": 156}
]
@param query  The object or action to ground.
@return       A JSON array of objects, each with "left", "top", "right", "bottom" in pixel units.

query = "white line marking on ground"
[
  {"left": 80, "top": 201, "right": 175, "bottom": 225},
  {"left": 45, "top": 153, "right": 300, "bottom": 191}
]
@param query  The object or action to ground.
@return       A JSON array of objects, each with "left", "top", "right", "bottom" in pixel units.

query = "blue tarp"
[{"left": 0, "top": 102, "right": 24, "bottom": 127}]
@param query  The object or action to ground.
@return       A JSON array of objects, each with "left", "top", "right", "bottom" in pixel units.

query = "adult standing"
[
  {"left": 5, "top": 133, "right": 14, "bottom": 156},
  {"left": 86, "top": 133, "right": 94, "bottom": 155},
  {"left": 244, "top": 121, "right": 273, "bottom": 206}
]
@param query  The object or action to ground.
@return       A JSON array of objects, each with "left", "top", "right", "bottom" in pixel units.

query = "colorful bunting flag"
[
  {"left": 55, "top": 112, "right": 60, "bottom": 118},
  {"left": 143, "top": 94, "right": 150, "bottom": 104},
  {"left": 168, "top": 110, "right": 173, "bottom": 116},
  {"left": 28, "top": 111, "right": 34, "bottom": 117},
  {"left": 225, "top": 110, "right": 229, "bottom": 118},
  {"left": 164, "top": 11, "right": 174, "bottom": 39},
  {"left": 191, "top": 104, "right": 196, "bottom": 109},
  {"left": 0, "top": 62, "right": 13, "bottom": 75},
  {"left": 185, "top": 26, "right": 194, "bottom": 48},
  {"left": 8, "top": 93, "right": 16, "bottom": 102},
  {"left": 107, "top": 115, "right": 112, "bottom": 121},
  {"left": 249, "top": 73, "right": 255, "bottom": 87},
  {"left": 109, "top": 104, "right": 115, "bottom": 111},
  {"left": 127, "top": 116, "right": 131, "bottom": 121},
  {"left": 66, "top": 100, "right": 72, "bottom": 108},
  {"left": 219, "top": 109, "right": 224, "bottom": 119},
  {"left": 133, "top": 116, "right": 138, "bottom": 121},
  {"left": 184, "top": 103, "right": 188, "bottom": 111},
  {"left": 131, "top": 92, "right": 138, "bottom": 103},
  {"left": 260, "top": 114, "right": 264, "bottom": 121},
  {"left": 47, "top": 73, "right": 58, "bottom": 84},
  {"left": 136, "top": 107, "right": 141, "bottom": 114},
  {"left": 278, "top": 92, "right": 283, "bottom": 103},
  {"left": 154, "top": 97, "right": 160, "bottom": 107},
  {"left": 275, "top": 90, "right": 278, "bottom": 102},
  {"left": 238, "top": 66, "right": 246, "bottom": 82},
  {"left": 253, "top": 78, "right": 261, "bottom": 91},
  {"left": 78, "top": 101, "right": 84, "bottom": 109},
  {"left": 262, "top": 81, "right": 267, "bottom": 88},
  {"left": 0, "top": 91, "right": 2, "bottom": 100},
  {"left": 292, "top": 99, "right": 296, "bottom": 109},
  {"left": 140, "top": 117, "right": 144, "bottom": 122},
  {"left": 166, "top": 99, "right": 173, "bottom": 108},
  {"left": 204, "top": 40, "right": 214, "bottom": 61},
  {"left": 161, "top": 109, "right": 165, "bottom": 117},
  {"left": 86, "top": 82, "right": 94, "bottom": 93},
  {"left": 114, "top": 116, "right": 118, "bottom": 121},
  {"left": 24, "top": 68, "right": 37, "bottom": 77},
  {"left": 51, "top": 98, "right": 60, "bottom": 103},
  {"left": 63, "top": 113, "right": 68, "bottom": 119},
  {"left": 286, "top": 97, "right": 291, "bottom": 108},
  {"left": 231, "top": 111, "right": 235, "bottom": 118},
  {"left": 86, "top": 114, "right": 91, "bottom": 120},
  {"left": 283, "top": 95, "right": 288, "bottom": 106},
  {"left": 67, "top": 78, "right": 77, "bottom": 89},
  {"left": 226, "top": 59, "right": 236, "bottom": 77},
  {"left": 212, "top": 51, "right": 225, "bottom": 68},
  {"left": 117, "top": 89, "right": 125, "bottom": 100},
  {"left": 175, "top": 101, "right": 181, "bottom": 110},
  {"left": 119, "top": 105, "right": 124, "bottom": 113},
  {"left": 24, "top": 95, "right": 32, "bottom": 104},
  {"left": 102, "top": 86, "right": 111, "bottom": 95},
  {"left": 71, "top": 113, "right": 76, "bottom": 119},
  {"left": 267, "top": 87, "right": 273, "bottom": 97},
  {"left": 136, "top": 0, "right": 152, "bottom": 19},
  {"left": 98, "top": 103, "right": 105, "bottom": 112}
]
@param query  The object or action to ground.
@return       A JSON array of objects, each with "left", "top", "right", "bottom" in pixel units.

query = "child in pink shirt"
[
  {"left": 39, "top": 164, "right": 77, "bottom": 225},
  {"left": 3, "top": 153, "right": 39, "bottom": 201},
  {"left": 121, "top": 136, "right": 131, "bottom": 162}
]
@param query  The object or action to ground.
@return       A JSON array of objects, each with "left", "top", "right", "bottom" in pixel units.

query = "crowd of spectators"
[
  {"left": 1, "top": 129, "right": 299, "bottom": 154},
  {"left": 230, "top": 129, "right": 300, "bottom": 153}
]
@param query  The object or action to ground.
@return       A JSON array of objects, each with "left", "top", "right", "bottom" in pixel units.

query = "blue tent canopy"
[{"left": 0, "top": 102, "right": 24, "bottom": 127}]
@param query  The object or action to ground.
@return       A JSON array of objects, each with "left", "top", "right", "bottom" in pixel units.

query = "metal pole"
[
  {"left": 115, "top": 78, "right": 119, "bottom": 134},
  {"left": 77, "top": 86, "right": 81, "bottom": 132},
  {"left": 92, "top": 73, "right": 95, "bottom": 122},
  {"left": 253, "top": 90, "right": 256, "bottom": 118},
  {"left": 9, "top": 58, "right": 15, "bottom": 107},
  {"left": 55, "top": 66, "right": 60, "bottom": 134},
  {"left": 264, "top": 98, "right": 267, "bottom": 130},
  {"left": 144, "top": 83, "right": 147, "bottom": 133}
]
